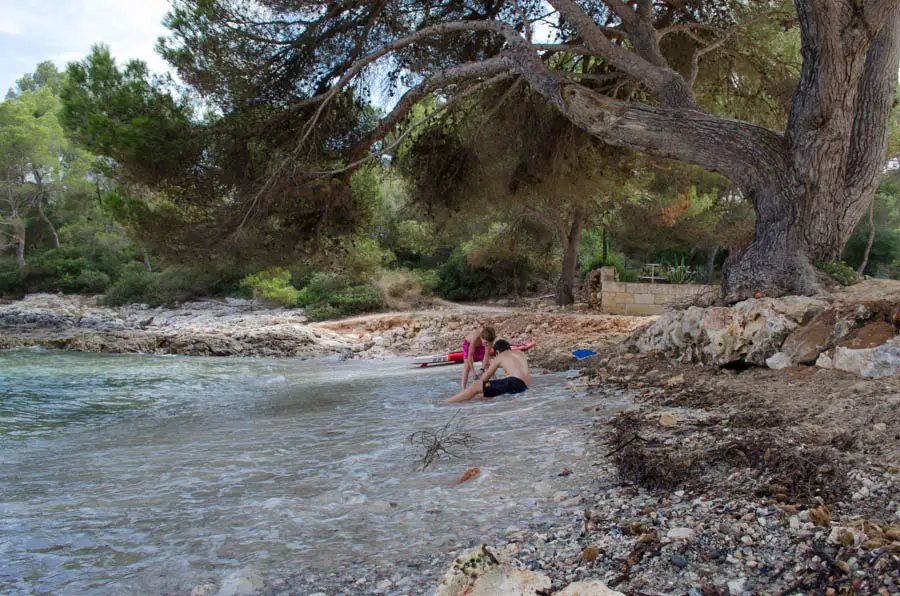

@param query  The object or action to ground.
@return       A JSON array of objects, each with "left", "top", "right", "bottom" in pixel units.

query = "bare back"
[{"left": 493, "top": 350, "right": 530, "bottom": 387}]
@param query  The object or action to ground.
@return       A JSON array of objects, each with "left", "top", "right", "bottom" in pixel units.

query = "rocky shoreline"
[{"left": 0, "top": 293, "right": 645, "bottom": 370}]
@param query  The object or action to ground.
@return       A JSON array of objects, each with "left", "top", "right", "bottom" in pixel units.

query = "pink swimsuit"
[{"left": 462, "top": 339, "right": 487, "bottom": 362}]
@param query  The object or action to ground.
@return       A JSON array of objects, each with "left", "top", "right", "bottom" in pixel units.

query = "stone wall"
[{"left": 594, "top": 267, "right": 720, "bottom": 315}]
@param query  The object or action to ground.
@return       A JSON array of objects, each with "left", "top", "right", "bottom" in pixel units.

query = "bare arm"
[
  {"left": 481, "top": 341, "right": 493, "bottom": 378},
  {"left": 480, "top": 357, "right": 502, "bottom": 382},
  {"left": 462, "top": 332, "right": 477, "bottom": 389}
]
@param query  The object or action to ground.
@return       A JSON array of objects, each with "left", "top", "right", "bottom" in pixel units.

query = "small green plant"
[
  {"left": 662, "top": 258, "right": 696, "bottom": 284},
  {"left": 818, "top": 261, "right": 857, "bottom": 286},
  {"left": 0, "top": 269, "right": 25, "bottom": 297},
  {"left": 331, "top": 284, "right": 383, "bottom": 314},
  {"left": 241, "top": 267, "right": 300, "bottom": 307}
]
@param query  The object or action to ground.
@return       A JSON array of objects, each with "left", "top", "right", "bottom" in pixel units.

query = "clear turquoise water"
[{"left": 0, "top": 350, "right": 623, "bottom": 595}]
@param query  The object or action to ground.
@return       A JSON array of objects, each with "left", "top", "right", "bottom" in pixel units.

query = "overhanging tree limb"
[{"left": 546, "top": 0, "right": 696, "bottom": 109}]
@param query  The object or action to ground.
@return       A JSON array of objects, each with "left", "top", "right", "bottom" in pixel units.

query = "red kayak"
[{"left": 411, "top": 339, "right": 536, "bottom": 367}]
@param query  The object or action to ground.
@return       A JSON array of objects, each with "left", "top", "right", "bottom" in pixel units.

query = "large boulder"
[
  {"left": 781, "top": 315, "right": 836, "bottom": 364},
  {"left": 435, "top": 546, "right": 549, "bottom": 596},
  {"left": 829, "top": 336, "right": 900, "bottom": 379},
  {"left": 633, "top": 296, "right": 828, "bottom": 366},
  {"left": 780, "top": 304, "right": 877, "bottom": 365},
  {"left": 435, "top": 545, "right": 623, "bottom": 596}
]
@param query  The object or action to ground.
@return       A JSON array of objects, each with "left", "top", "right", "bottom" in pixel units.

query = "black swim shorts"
[{"left": 482, "top": 376, "right": 528, "bottom": 398}]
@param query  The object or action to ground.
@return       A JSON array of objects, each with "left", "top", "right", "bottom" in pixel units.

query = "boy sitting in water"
[
  {"left": 461, "top": 325, "right": 495, "bottom": 391},
  {"left": 444, "top": 339, "right": 530, "bottom": 403}
]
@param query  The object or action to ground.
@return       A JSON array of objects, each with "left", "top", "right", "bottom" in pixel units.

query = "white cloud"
[{"left": 0, "top": 0, "right": 172, "bottom": 92}]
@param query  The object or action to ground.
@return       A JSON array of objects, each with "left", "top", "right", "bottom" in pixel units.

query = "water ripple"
[{"left": 0, "top": 351, "right": 630, "bottom": 595}]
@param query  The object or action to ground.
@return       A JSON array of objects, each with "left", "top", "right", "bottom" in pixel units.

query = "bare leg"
[{"left": 444, "top": 380, "right": 483, "bottom": 403}]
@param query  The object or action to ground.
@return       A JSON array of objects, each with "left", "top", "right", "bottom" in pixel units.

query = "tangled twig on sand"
[{"left": 408, "top": 412, "right": 483, "bottom": 471}]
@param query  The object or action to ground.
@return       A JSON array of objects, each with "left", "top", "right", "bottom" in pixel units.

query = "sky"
[{"left": 0, "top": 0, "right": 172, "bottom": 94}]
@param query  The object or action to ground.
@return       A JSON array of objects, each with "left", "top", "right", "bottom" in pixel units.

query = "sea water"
[{"left": 0, "top": 350, "right": 626, "bottom": 594}]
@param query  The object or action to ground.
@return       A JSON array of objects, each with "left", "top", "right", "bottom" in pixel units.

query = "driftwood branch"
[{"left": 407, "top": 412, "right": 483, "bottom": 471}]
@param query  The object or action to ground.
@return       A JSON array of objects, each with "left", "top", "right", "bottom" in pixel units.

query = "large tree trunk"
[
  {"left": 721, "top": 6, "right": 900, "bottom": 300},
  {"left": 556, "top": 215, "right": 583, "bottom": 306},
  {"left": 517, "top": 0, "right": 900, "bottom": 302}
]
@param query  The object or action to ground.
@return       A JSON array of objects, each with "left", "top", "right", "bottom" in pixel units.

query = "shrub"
[
  {"left": 662, "top": 258, "right": 696, "bottom": 284},
  {"left": 413, "top": 269, "right": 440, "bottom": 296},
  {"left": 437, "top": 250, "right": 497, "bottom": 301},
  {"left": 437, "top": 246, "right": 540, "bottom": 301},
  {"left": 296, "top": 272, "right": 352, "bottom": 307},
  {"left": 104, "top": 263, "right": 160, "bottom": 306},
  {"left": 331, "top": 285, "right": 383, "bottom": 315},
  {"left": 153, "top": 265, "right": 216, "bottom": 304},
  {"left": 297, "top": 272, "right": 384, "bottom": 320},
  {"left": 818, "top": 261, "right": 858, "bottom": 287},
  {"left": 375, "top": 270, "right": 422, "bottom": 309},
  {"left": 74, "top": 269, "right": 111, "bottom": 293},
  {"left": 241, "top": 267, "right": 300, "bottom": 307},
  {"left": 304, "top": 304, "right": 340, "bottom": 321},
  {"left": 0, "top": 269, "right": 25, "bottom": 297}
]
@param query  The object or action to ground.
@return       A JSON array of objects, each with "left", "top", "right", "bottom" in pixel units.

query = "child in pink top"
[{"left": 461, "top": 326, "right": 496, "bottom": 391}]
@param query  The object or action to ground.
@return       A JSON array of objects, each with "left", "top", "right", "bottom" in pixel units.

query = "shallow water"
[{"left": 0, "top": 350, "right": 627, "bottom": 595}]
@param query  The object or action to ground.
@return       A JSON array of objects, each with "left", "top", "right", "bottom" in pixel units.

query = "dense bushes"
[
  {"left": 297, "top": 272, "right": 383, "bottom": 320},
  {"left": 304, "top": 285, "right": 383, "bottom": 321},
  {"left": 241, "top": 268, "right": 301, "bottom": 307},
  {"left": 237, "top": 268, "right": 383, "bottom": 319},
  {"left": 104, "top": 263, "right": 159, "bottom": 306},
  {"left": 0, "top": 248, "right": 120, "bottom": 297}
]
